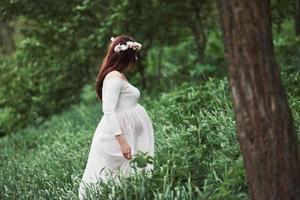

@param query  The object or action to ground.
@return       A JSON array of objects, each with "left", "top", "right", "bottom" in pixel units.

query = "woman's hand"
[
  {"left": 120, "top": 142, "right": 132, "bottom": 160},
  {"left": 115, "top": 134, "right": 132, "bottom": 160}
]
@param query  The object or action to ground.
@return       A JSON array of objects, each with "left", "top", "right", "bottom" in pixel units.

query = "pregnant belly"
[
  {"left": 116, "top": 103, "right": 150, "bottom": 131},
  {"left": 100, "top": 104, "right": 150, "bottom": 148}
]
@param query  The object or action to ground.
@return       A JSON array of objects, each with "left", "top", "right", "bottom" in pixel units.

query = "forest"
[{"left": 0, "top": 0, "right": 299, "bottom": 199}]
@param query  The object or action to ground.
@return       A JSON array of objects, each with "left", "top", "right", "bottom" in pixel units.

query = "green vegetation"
[
  {"left": 0, "top": 0, "right": 299, "bottom": 198},
  {"left": 1, "top": 68, "right": 299, "bottom": 199},
  {"left": 0, "top": 0, "right": 298, "bottom": 135}
]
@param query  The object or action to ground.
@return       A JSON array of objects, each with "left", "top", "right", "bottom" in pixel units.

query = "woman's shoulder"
[
  {"left": 103, "top": 70, "right": 124, "bottom": 86},
  {"left": 105, "top": 70, "right": 124, "bottom": 80}
]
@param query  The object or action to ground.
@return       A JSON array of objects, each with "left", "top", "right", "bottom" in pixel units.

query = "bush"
[
  {"left": 0, "top": 37, "right": 88, "bottom": 135},
  {"left": 1, "top": 65, "right": 299, "bottom": 199},
  {"left": 0, "top": 77, "right": 250, "bottom": 199}
]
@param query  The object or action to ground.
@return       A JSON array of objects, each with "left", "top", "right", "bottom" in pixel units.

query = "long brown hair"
[{"left": 95, "top": 35, "right": 138, "bottom": 101}]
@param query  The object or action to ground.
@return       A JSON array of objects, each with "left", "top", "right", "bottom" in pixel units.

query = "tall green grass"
[{"left": 1, "top": 73, "right": 299, "bottom": 199}]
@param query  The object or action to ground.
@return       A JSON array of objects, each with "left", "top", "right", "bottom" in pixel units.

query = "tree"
[
  {"left": 108, "top": 0, "right": 189, "bottom": 88},
  {"left": 0, "top": 0, "right": 114, "bottom": 133},
  {"left": 217, "top": 0, "right": 300, "bottom": 199},
  {"left": 296, "top": 0, "right": 300, "bottom": 35},
  {"left": 0, "top": 19, "right": 15, "bottom": 54},
  {"left": 160, "top": 0, "right": 217, "bottom": 64}
]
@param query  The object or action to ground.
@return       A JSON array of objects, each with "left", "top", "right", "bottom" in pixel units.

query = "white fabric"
[{"left": 78, "top": 75, "right": 155, "bottom": 199}]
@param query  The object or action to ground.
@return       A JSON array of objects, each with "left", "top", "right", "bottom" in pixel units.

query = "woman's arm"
[
  {"left": 102, "top": 75, "right": 132, "bottom": 159},
  {"left": 102, "top": 77, "right": 124, "bottom": 136}
]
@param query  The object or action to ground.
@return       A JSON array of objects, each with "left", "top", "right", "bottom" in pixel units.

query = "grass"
[{"left": 0, "top": 71, "right": 299, "bottom": 199}]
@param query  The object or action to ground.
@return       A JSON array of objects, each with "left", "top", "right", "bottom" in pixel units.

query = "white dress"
[{"left": 78, "top": 75, "right": 155, "bottom": 199}]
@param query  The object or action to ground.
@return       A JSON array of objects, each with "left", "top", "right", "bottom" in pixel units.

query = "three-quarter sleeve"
[{"left": 102, "top": 77, "right": 123, "bottom": 136}]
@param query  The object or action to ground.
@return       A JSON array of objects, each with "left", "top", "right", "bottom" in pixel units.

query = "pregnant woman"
[{"left": 78, "top": 35, "right": 155, "bottom": 199}]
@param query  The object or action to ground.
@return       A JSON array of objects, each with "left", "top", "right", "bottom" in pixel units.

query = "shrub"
[
  {"left": 0, "top": 37, "right": 88, "bottom": 135},
  {"left": 1, "top": 66, "right": 299, "bottom": 199}
]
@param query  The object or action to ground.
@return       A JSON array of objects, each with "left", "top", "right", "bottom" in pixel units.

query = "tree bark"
[
  {"left": 191, "top": 28, "right": 206, "bottom": 64},
  {"left": 186, "top": 0, "right": 207, "bottom": 64},
  {"left": 157, "top": 46, "right": 163, "bottom": 81},
  {"left": 138, "top": 61, "right": 147, "bottom": 89},
  {"left": 296, "top": 0, "right": 300, "bottom": 36},
  {"left": 217, "top": 0, "right": 300, "bottom": 199},
  {"left": 0, "top": 19, "right": 15, "bottom": 54}
]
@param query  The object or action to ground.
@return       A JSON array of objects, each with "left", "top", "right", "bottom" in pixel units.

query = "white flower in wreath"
[
  {"left": 112, "top": 39, "right": 142, "bottom": 53},
  {"left": 114, "top": 43, "right": 129, "bottom": 52},
  {"left": 126, "top": 41, "right": 142, "bottom": 51}
]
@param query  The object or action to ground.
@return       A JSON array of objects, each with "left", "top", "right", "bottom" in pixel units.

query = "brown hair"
[{"left": 95, "top": 35, "right": 138, "bottom": 101}]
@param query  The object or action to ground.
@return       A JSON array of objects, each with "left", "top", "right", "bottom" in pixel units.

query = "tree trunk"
[
  {"left": 296, "top": 0, "right": 300, "bottom": 36},
  {"left": 217, "top": 0, "right": 300, "bottom": 199},
  {"left": 188, "top": 0, "right": 207, "bottom": 64},
  {"left": 192, "top": 30, "right": 206, "bottom": 64},
  {"left": 136, "top": 37, "right": 154, "bottom": 89},
  {"left": 157, "top": 46, "right": 163, "bottom": 81},
  {"left": 0, "top": 19, "right": 15, "bottom": 54},
  {"left": 136, "top": 57, "right": 147, "bottom": 89}
]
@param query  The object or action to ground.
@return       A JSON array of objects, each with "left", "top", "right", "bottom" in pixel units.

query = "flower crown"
[{"left": 111, "top": 37, "right": 142, "bottom": 53}]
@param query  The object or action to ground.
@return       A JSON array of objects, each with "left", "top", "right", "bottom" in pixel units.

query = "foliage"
[
  {"left": 0, "top": 37, "right": 88, "bottom": 134},
  {"left": 0, "top": 0, "right": 298, "bottom": 135},
  {"left": 0, "top": 0, "right": 223, "bottom": 134},
  {"left": 0, "top": 0, "right": 299, "bottom": 199},
  {"left": 0, "top": 77, "right": 245, "bottom": 199},
  {"left": 271, "top": 0, "right": 295, "bottom": 32},
  {"left": 1, "top": 62, "right": 300, "bottom": 199},
  {"left": 273, "top": 19, "right": 300, "bottom": 65}
]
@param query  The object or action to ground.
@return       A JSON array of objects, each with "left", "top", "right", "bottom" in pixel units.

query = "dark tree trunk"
[
  {"left": 217, "top": 0, "right": 300, "bottom": 199},
  {"left": 188, "top": 0, "right": 207, "bottom": 64},
  {"left": 138, "top": 61, "right": 147, "bottom": 89},
  {"left": 156, "top": 46, "right": 163, "bottom": 81},
  {"left": 135, "top": 36, "right": 154, "bottom": 89},
  {"left": 0, "top": 19, "right": 15, "bottom": 54},
  {"left": 192, "top": 29, "right": 206, "bottom": 64},
  {"left": 296, "top": 0, "right": 300, "bottom": 35}
]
